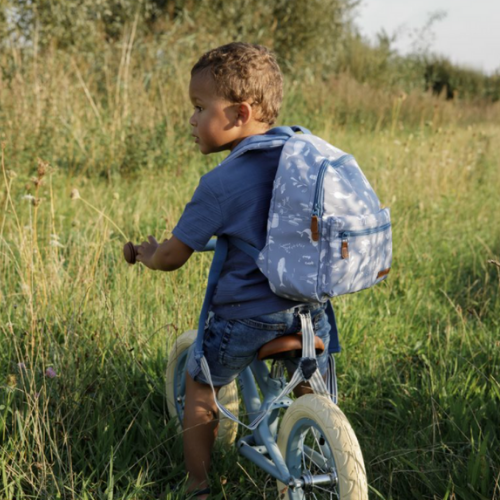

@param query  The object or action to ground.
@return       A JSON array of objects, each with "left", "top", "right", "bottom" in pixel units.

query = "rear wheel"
[
  {"left": 277, "top": 394, "right": 367, "bottom": 500},
  {"left": 165, "top": 330, "right": 239, "bottom": 446}
]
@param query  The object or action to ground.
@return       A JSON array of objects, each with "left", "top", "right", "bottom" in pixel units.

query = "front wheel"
[
  {"left": 277, "top": 394, "right": 367, "bottom": 500},
  {"left": 165, "top": 330, "right": 239, "bottom": 446}
]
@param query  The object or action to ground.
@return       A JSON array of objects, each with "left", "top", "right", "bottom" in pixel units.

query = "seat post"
[{"left": 270, "top": 360, "right": 285, "bottom": 379}]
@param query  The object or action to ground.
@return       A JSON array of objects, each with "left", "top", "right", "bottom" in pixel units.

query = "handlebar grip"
[{"left": 123, "top": 241, "right": 138, "bottom": 264}]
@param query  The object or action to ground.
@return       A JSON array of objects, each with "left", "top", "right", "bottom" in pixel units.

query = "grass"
[{"left": 1, "top": 42, "right": 500, "bottom": 499}]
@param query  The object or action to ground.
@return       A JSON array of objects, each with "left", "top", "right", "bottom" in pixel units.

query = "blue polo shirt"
[{"left": 173, "top": 135, "right": 300, "bottom": 320}]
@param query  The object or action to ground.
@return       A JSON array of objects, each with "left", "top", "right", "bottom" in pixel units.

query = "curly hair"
[{"left": 191, "top": 42, "right": 283, "bottom": 126}]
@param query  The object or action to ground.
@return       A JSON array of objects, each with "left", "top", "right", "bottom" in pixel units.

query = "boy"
[{"left": 136, "top": 42, "right": 331, "bottom": 498}]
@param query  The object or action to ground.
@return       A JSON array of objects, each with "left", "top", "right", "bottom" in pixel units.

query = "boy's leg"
[
  {"left": 293, "top": 380, "right": 315, "bottom": 398},
  {"left": 183, "top": 372, "right": 219, "bottom": 496},
  {"left": 292, "top": 374, "right": 328, "bottom": 398}
]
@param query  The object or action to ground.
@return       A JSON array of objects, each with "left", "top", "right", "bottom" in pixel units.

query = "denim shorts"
[{"left": 186, "top": 302, "right": 330, "bottom": 387}]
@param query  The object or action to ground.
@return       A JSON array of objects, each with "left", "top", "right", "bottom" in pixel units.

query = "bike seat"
[{"left": 257, "top": 333, "right": 325, "bottom": 361}]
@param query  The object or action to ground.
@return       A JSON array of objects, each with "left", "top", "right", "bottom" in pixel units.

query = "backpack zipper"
[
  {"left": 338, "top": 222, "right": 392, "bottom": 259},
  {"left": 310, "top": 154, "right": 354, "bottom": 241}
]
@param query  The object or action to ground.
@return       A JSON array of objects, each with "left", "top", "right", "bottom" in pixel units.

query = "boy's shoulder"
[{"left": 200, "top": 138, "right": 285, "bottom": 198}]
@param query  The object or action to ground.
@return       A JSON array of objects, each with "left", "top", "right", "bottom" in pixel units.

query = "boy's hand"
[
  {"left": 137, "top": 236, "right": 159, "bottom": 270},
  {"left": 136, "top": 235, "right": 194, "bottom": 271}
]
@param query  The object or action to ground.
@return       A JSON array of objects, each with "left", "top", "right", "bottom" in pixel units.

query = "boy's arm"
[{"left": 136, "top": 235, "right": 194, "bottom": 271}]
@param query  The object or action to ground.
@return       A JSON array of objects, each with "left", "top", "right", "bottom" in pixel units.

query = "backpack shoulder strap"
[
  {"left": 221, "top": 125, "right": 311, "bottom": 164},
  {"left": 266, "top": 125, "right": 312, "bottom": 136},
  {"left": 223, "top": 135, "right": 288, "bottom": 164},
  {"left": 230, "top": 236, "right": 260, "bottom": 261},
  {"left": 194, "top": 237, "right": 229, "bottom": 361}
]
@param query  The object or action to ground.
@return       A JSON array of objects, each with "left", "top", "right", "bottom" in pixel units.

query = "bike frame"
[{"left": 236, "top": 358, "right": 297, "bottom": 487}]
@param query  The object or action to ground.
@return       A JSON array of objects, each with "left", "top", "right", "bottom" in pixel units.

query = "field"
[{"left": 1, "top": 42, "right": 500, "bottom": 499}]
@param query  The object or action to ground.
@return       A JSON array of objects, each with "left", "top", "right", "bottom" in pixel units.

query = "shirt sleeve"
[{"left": 172, "top": 176, "right": 223, "bottom": 251}]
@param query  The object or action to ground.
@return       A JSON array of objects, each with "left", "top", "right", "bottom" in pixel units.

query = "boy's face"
[{"left": 189, "top": 71, "right": 242, "bottom": 154}]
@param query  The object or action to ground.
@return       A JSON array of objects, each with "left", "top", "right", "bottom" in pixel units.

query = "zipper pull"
[
  {"left": 311, "top": 215, "right": 320, "bottom": 242},
  {"left": 341, "top": 237, "right": 349, "bottom": 259}
]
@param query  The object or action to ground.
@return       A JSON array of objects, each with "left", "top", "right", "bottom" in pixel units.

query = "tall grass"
[
  {"left": 1, "top": 39, "right": 499, "bottom": 179},
  {"left": 1, "top": 35, "right": 499, "bottom": 499}
]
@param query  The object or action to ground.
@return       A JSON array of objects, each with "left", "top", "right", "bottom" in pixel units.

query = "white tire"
[
  {"left": 165, "top": 330, "right": 239, "bottom": 446},
  {"left": 277, "top": 394, "right": 368, "bottom": 500}
]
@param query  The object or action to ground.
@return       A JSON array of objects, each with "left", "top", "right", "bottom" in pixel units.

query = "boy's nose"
[{"left": 189, "top": 113, "right": 197, "bottom": 127}]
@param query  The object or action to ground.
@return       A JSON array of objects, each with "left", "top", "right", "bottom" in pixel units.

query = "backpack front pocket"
[{"left": 319, "top": 208, "right": 392, "bottom": 298}]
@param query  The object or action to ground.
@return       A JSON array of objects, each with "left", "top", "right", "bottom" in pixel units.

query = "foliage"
[
  {"left": 424, "top": 56, "right": 500, "bottom": 101},
  {"left": 0, "top": 37, "right": 498, "bottom": 179},
  {"left": 0, "top": 0, "right": 355, "bottom": 71},
  {"left": 2, "top": 0, "right": 163, "bottom": 48},
  {"left": 335, "top": 32, "right": 500, "bottom": 103},
  {"left": 2, "top": 0, "right": 499, "bottom": 104}
]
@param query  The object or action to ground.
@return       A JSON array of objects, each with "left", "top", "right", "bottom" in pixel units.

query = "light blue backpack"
[
  {"left": 193, "top": 126, "right": 392, "bottom": 415},
  {"left": 230, "top": 125, "right": 392, "bottom": 303}
]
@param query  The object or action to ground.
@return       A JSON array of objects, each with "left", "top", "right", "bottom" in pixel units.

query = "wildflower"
[
  {"left": 32, "top": 198, "right": 42, "bottom": 207},
  {"left": 6, "top": 170, "right": 17, "bottom": 179},
  {"left": 22, "top": 194, "right": 35, "bottom": 201},
  {"left": 32, "top": 177, "right": 43, "bottom": 188},
  {"left": 45, "top": 367, "right": 57, "bottom": 379},
  {"left": 17, "top": 362, "right": 26, "bottom": 371},
  {"left": 70, "top": 188, "right": 80, "bottom": 200}
]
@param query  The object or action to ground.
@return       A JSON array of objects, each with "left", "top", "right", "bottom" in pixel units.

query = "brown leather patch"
[
  {"left": 341, "top": 240, "right": 349, "bottom": 259},
  {"left": 377, "top": 268, "right": 390, "bottom": 279},
  {"left": 310, "top": 216, "right": 319, "bottom": 242}
]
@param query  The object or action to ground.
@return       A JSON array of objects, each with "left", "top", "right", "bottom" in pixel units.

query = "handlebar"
[{"left": 123, "top": 238, "right": 216, "bottom": 265}]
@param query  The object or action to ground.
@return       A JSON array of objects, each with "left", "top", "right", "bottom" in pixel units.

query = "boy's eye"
[{"left": 194, "top": 106, "right": 203, "bottom": 112}]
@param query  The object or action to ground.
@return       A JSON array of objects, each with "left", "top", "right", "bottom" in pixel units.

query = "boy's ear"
[{"left": 234, "top": 102, "right": 253, "bottom": 126}]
